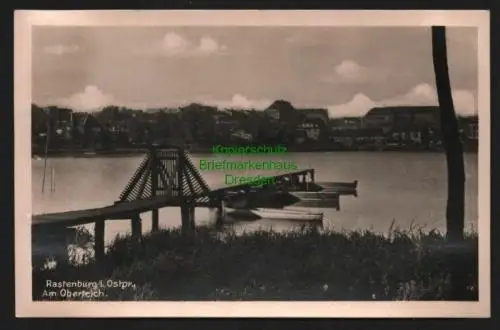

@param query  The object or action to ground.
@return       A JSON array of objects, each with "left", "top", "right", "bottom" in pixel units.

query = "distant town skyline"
[{"left": 32, "top": 26, "right": 478, "bottom": 117}]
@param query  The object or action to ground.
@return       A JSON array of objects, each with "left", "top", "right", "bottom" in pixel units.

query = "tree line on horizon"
[
  {"left": 31, "top": 101, "right": 325, "bottom": 152},
  {"left": 31, "top": 98, "right": 479, "bottom": 154}
]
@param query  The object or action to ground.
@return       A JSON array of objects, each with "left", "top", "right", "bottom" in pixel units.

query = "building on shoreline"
[
  {"left": 31, "top": 101, "right": 479, "bottom": 154},
  {"left": 363, "top": 106, "right": 441, "bottom": 133}
]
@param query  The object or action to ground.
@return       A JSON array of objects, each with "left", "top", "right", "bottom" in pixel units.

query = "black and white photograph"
[{"left": 15, "top": 10, "right": 490, "bottom": 317}]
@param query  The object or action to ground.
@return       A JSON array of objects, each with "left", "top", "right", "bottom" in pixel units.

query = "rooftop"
[
  {"left": 365, "top": 106, "right": 440, "bottom": 117},
  {"left": 296, "top": 108, "right": 329, "bottom": 125}
]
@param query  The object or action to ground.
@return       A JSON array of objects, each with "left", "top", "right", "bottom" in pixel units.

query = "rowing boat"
[
  {"left": 317, "top": 180, "right": 358, "bottom": 189},
  {"left": 289, "top": 191, "right": 340, "bottom": 199},
  {"left": 223, "top": 206, "right": 324, "bottom": 222},
  {"left": 291, "top": 197, "right": 341, "bottom": 210},
  {"left": 315, "top": 181, "right": 358, "bottom": 196},
  {"left": 224, "top": 190, "right": 301, "bottom": 209}
]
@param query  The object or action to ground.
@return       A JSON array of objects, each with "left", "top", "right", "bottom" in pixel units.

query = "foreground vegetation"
[{"left": 32, "top": 225, "right": 478, "bottom": 301}]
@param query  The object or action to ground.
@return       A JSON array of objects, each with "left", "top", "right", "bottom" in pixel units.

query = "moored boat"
[
  {"left": 290, "top": 196, "right": 341, "bottom": 210},
  {"left": 224, "top": 189, "right": 301, "bottom": 209},
  {"left": 289, "top": 191, "right": 340, "bottom": 199},
  {"left": 277, "top": 180, "right": 358, "bottom": 193},
  {"left": 255, "top": 208, "right": 323, "bottom": 221},
  {"left": 223, "top": 206, "right": 323, "bottom": 222},
  {"left": 316, "top": 180, "right": 358, "bottom": 196},
  {"left": 317, "top": 180, "right": 358, "bottom": 189}
]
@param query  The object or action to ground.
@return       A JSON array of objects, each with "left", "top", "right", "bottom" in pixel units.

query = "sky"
[{"left": 32, "top": 26, "right": 478, "bottom": 118}]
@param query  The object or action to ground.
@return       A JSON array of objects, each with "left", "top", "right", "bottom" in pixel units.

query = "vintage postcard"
[{"left": 15, "top": 10, "right": 490, "bottom": 317}]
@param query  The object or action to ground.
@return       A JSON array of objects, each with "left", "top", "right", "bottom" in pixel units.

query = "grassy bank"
[{"left": 32, "top": 225, "right": 478, "bottom": 301}]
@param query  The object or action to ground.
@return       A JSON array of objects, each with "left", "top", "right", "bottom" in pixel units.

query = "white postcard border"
[{"left": 14, "top": 10, "right": 491, "bottom": 318}]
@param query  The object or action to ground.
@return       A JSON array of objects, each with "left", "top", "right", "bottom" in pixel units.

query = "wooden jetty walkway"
[{"left": 32, "top": 145, "right": 331, "bottom": 262}]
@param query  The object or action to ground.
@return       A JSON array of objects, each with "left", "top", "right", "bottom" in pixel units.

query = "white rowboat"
[{"left": 223, "top": 206, "right": 323, "bottom": 222}]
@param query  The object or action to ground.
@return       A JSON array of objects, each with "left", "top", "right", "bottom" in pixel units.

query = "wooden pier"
[{"left": 32, "top": 145, "right": 347, "bottom": 263}]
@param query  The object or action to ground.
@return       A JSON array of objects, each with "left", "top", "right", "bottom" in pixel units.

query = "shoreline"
[{"left": 33, "top": 147, "right": 478, "bottom": 159}]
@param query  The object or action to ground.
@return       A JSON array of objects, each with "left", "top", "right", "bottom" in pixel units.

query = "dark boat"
[
  {"left": 224, "top": 188, "right": 301, "bottom": 209},
  {"left": 316, "top": 180, "right": 358, "bottom": 189},
  {"left": 288, "top": 191, "right": 341, "bottom": 210},
  {"left": 313, "top": 180, "right": 358, "bottom": 197},
  {"left": 223, "top": 206, "right": 324, "bottom": 222}
]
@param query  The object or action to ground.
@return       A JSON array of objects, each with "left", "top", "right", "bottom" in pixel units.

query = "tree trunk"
[
  {"left": 431, "top": 26, "right": 466, "bottom": 242},
  {"left": 432, "top": 26, "right": 470, "bottom": 300}
]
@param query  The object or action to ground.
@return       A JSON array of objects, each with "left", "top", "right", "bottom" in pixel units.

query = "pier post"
[
  {"left": 94, "top": 219, "right": 105, "bottom": 263},
  {"left": 150, "top": 146, "right": 159, "bottom": 232},
  {"left": 301, "top": 174, "right": 308, "bottom": 190},
  {"left": 209, "top": 196, "right": 224, "bottom": 228},
  {"left": 310, "top": 169, "right": 315, "bottom": 183},
  {"left": 152, "top": 209, "right": 159, "bottom": 232},
  {"left": 180, "top": 200, "right": 195, "bottom": 236},
  {"left": 189, "top": 206, "right": 196, "bottom": 231},
  {"left": 215, "top": 197, "right": 224, "bottom": 227},
  {"left": 178, "top": 148, "right": 195, "bottom": 236},
  {"left": 131, "top": 213, "right": 142, "bottom": 241}
]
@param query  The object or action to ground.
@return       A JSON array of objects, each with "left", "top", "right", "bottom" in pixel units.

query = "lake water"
[{"left": 32, "top": 152, "right": 478, "bottom": 246}]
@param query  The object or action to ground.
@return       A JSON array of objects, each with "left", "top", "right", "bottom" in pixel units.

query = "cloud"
[
  {"left": 198, "top": 36, "right": 227, "bottom": 54},
  {"left": 140, "top": 32, "right": 227, "bottom": 57},
  {"left": 205, "top": 94, "right": 272, "bottom": 110},
  {"left": 322, "top": 60, "right": 371, "bottom": 84},
  {"left": 51, "top": 88, "right": 271, "bottom": 111},
  {"left": 44, "top": 44, "right": 79, "bottom": 55},
  {"left": 47, "top": 83, "right": 476, "bottom": 119},
  {"left": 327, "top": 83, "right": 477, "bottom": 118},
  {"left": 380, "top": 83, "right": 477, "bottom": 114},
  {"left": 327, "top": 93, "right": 377, "bottom": 118},
  {"left": 55, "top": 85, "right": 116, "bottom": 112},
  {"left": 159, "top": 32, "right": 190, "bottom": 55},
  {"left": 334, "top": 60, "right": 366, "bottom": 81}
]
